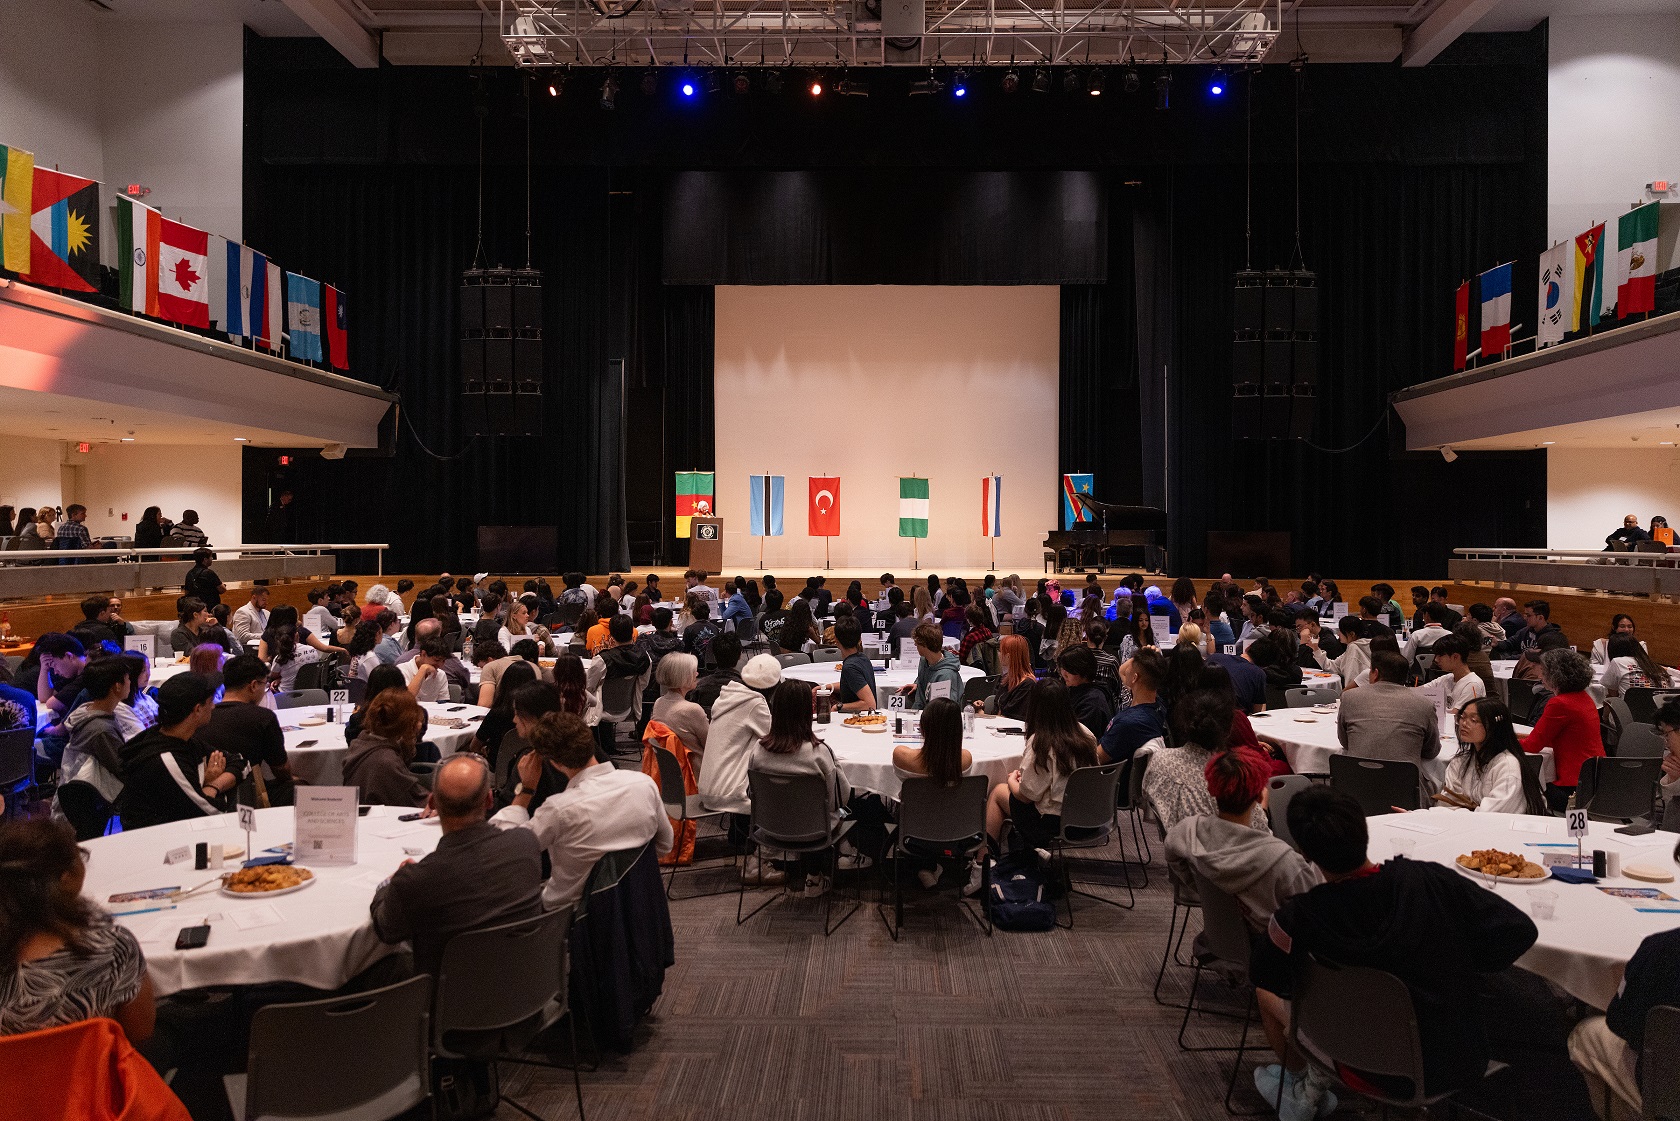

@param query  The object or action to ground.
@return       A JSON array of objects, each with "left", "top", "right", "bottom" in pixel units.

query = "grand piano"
[{"left": 1044, "top": 495, "right": 1168, "bottom": 574}]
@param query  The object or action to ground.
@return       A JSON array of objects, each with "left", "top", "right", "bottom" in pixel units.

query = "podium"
[{"left": 689, "top": 517, "right": 724, "bottom": 572}]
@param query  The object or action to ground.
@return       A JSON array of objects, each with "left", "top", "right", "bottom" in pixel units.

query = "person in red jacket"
[{"left": 1520, "top": 648, "right": 1605, "bottom": 813}]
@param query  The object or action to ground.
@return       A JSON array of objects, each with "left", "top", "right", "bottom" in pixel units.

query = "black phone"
[
  {"left": 295, "top": 739, "right": 318, "bottom": 749},
  {"left": 398, "top": 812, "right": 424, "bottom": 822},
  {"left": 358, "top": 805, "right": 372, "bottom": 816},
  {"left": 175, "top": 925, "right": 211, "bottom": 950},
  {"left": 996, "top": 726, "right": 1024, "bottom": 736},
  {"left": 446, "top": 705, "right": 467, "bottom": 712}
]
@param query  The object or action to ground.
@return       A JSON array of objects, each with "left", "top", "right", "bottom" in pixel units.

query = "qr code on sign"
[{"left": 312, "top": 840, "right": 323, "bottom": 849}]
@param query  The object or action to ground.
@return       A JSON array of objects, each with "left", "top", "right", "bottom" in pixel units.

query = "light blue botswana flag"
[{"left": 748, "top": 474, "right": 784, "bottom": 537}]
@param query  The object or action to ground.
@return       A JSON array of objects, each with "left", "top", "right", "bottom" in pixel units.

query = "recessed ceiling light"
[
  {"left": 1542, "top": 441, "right": 1555, "bottom": 445},
  {"left": 120, "top": 437, "right": 134, "bottom": 442},
  {"left": 234, "top": 437, "right": 248, "bottom": 442}
]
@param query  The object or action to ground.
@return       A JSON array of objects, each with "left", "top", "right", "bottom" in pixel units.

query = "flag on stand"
[
  {"left": 1536, "top": 242, "right": 1574, "bottom": 349},
  {"left": 1617, "top": 202, "right": 1660, "bottom": 317},
  {"left": 1478, "top": 263, "right": 1512, "bottom": 356},
  {"left": 115, "top": 194, "right": 161, "bottom": 317},
  {"left": 1452, "top": 281, "right": 1470, "bottom": 370},
  {"left": 224, "top": 242, "right": 270, "bottom": 343},
  {"left": 981, "top": 475, "right": 1003, "bottom": 537},
  {"left": 748, "top": 475, "right": 784, "bottom": 537},
  {"left": 898, "top": 477, "right": 929, "bottom": 539},
  {"left": 20, "top": 168, "right": 99, "bottom": 292},
  {"left": 1061, "top": 473, "right": 1094, "bottom": 530},
  {"left": 156, "top": 217, "right": 209, "bottom": 327},
  {"left": 673, "top": 471, "right": 714, "bottom": 538},
  {"left": 0, "top": 144, "right": 32, "bottom": 274},
  {"left": 286, "top": 273, "right": 323, "bottom": 361},
  {"left": 324, "top": 283, "right": 349, "bottom": 369},
  {"left": 261, "top": 260, "right": 283, "bottom": 352},
  {"left": 1573, "top": 223, "right": 1605, "bottom": 332},
  {"left": 808, "top": 477, "right": 841, "bottom": 537}
]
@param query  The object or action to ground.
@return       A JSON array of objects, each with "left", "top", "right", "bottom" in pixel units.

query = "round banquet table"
[
  {"left": 279, "top": 701, "right": 487, "bottom": 785},
  {"left": 1250, "top": 701, "right": 1551, "bottom": 786},
  {"left": 81, "top": 805, "right": 443, "bottom": 995},
  {"left": 818, "top": 713, "right": 1025, "bottom": 800},
  {"left": 782, "top": 659, "right": 984, "bottom": 694},
  {"left": 1366, "top": 809, "right": 1680, "bottom": 1009}
]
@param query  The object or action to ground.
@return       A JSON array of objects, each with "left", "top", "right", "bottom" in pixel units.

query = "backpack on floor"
[{"left": 986, "top": 849, "right": 1056, "bottom": 932}]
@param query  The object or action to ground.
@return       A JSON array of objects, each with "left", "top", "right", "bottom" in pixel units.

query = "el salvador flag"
[{"left": 225, "top": 243, "right": 268, "bottom": 343}]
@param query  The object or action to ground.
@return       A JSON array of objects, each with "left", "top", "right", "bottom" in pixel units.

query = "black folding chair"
[
  {"left": 877, "top": 775, "right": 990, "bottom": 940},
  {"left": 1050, "top": 762, "right": 1132, "bottom": 925},
  {"left": 1577, "top": 755, "right": 1663, "bottom": 823},
  {"left": 738, "top": 769, "right": 858, "bottom": 935},
  {"left": 1327, "top": 755, "right": 1420, "bottom": 815}
]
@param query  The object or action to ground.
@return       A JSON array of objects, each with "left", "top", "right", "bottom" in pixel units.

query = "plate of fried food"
[
  {"left": 844, "top": 713, "right": 889, "bottom": 733},
  {"left": 1454, "top": 848, "right": 1549, "bottom": 883},
  {"left": 220, "top": 864, "right": 316, "bottom": 897}
]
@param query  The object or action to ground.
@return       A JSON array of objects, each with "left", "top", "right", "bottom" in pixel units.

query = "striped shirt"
[
  {"left": 0, "top": 916, "right": 145, "bottom": 1036},
  {"left": 53, "top": 521, "right": 91, "bottom": 549}
]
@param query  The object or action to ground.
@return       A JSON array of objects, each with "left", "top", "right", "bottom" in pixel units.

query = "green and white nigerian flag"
[{"left": 898, "top": 476, "right": 929, "bottom": 538}]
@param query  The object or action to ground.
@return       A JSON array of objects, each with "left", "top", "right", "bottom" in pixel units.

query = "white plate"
[
  {"left": 219, "top": 871, "right": 318, "bottom": 899},
  {"left": 1312, "top": 705, "right": 1337, "bottom": 714},
  {"left": 1292, "top": 715, "right": 1317, "bottom": 723},
  {"left": 298, "top": 717, "right": 326, "bottom": 727},
  {"left": 858, "top": 724, "right": 889, "bottom": 734},
  {"left": 1452, "top": 858, "right": 1552, "bottom": 885}
]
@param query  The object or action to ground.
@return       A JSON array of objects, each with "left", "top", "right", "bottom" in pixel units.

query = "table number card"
[
  {"left": 294, "top": 787, "right": 360, "bottom": 866},
  {"left": 1566, "top": 808, "right": 1589, "bottom": 840},
  {"left": 887, "top": 693, "right": 908, "bottom": 711},
  {"left": 124, "top": 634, "right": 155, "bottom": 659},
  {"left": 329, "top": 689, "right": 349, "bottom": 708}
]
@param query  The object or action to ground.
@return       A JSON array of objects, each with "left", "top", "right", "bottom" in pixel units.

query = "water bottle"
[
  {"left": 462, "top": 634, "right": 474, "bottom": 663},
  {"left": 962, "top": 707, "right": 975, "bottom": 737}
]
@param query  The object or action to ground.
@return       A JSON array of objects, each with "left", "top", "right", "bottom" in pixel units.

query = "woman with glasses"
[{"left": 1443, "top": 698, "right": 1547, "bottom": 815}]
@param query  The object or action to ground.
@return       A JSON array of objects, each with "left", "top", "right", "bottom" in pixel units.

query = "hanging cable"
[
  {"left": 403, "top": 410, "right": 480, "bottom": 461},
  {"left": 524, "top": 75, "right": 534, "bottom": 270},
  {"left": 1290, "top": 62, "right": 1304, "bottom": 270},
  {"left": 1300, "top": 404, "right": 1391, "bottom": 455},
  {"left": 1244, "top": 67, "right": 1253, "bottom": 271},
  {"left": 471, "top": 73, "right": 487, "bottom": 270}
]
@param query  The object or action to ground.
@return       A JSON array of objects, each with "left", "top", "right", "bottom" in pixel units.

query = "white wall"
[
  {"left": 1546, "top": 446, "right": 1680, "bottom": 548},
  {"left": 0, "top": 1, "right": 106, "bottom": 182},
  {"left": 74, "top": 443, "right": 244, "bottom": 549},
  {"left": 0, "top": 435, "right": 65, "bottom": 521},
  {"left": 1548, "top": 15, "right": 1680, "bottom": 246},
  {"left": 714, "top": 286, "right": 1061, "bottom": 570}
]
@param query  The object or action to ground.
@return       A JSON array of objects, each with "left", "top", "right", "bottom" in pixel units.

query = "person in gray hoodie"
[{"left": 60, "top": 658, "right": 133, "bottom": 806}]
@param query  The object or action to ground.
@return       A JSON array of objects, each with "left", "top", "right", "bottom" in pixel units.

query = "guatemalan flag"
[
  {"left": 1478, "top": 262, "right": 1513, "bottom": 356},
  {"left": 286, "top": 272, "right": 323, "bottom": 362},
  {"left": 224, "top": 242, "right": 270, "bottom": 345},
  {"left": 981, "top": 475, "right": 1002, "bottom": 537}
]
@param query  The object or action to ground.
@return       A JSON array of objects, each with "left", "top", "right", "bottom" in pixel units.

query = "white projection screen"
[{"left": 714, "top": 286, "right": 1060, "bottom": 571}]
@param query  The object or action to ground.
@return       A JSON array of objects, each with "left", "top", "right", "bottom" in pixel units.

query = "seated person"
[
  {"left": 169, "top": 596, "right": 233, "bottom": 655},
  {"left": 1057, "top": 644, "right": 1114, "bottom": 739},
  {"left": 1600, "top": 633, "right": 1673, "bottom": 696},
  {"left": 495, "top": 710, "right": 672, "bottom": 909},
  {"left": 994, "top": 634, "right": 1037, "bottom": 720},
  {"left": 898, "top": 623, "right": 963, "bottom": 711},
  {"left": 398, "top": 634, "right": 454, "bottom": 704},
  {"left": 1263, "top": 786, "right": 1538, "bottom": 1107},
  {"left": 343, "top": 688, "right": 431, "bottom": 808},
  {"left": 265, "top": 624, "right": 319, "bottom": 693},
  {"left": 370, "top": 754, "right": 543, "bottom": 977},
  {"left": 1098, "top": 648, "right": 1166, "bottom": 765},
  {"left": 688, "top": 631, "right": 744, "bottom": 717},
  {"left": 696, "top": 654, "right": 779, "bottom": 823},
  {"left": 1521, "top": 647, "right": 1606, "bottom": 813},
  {"left": 650, "top": 652, "right": 709, "bottom": 763},
  {"left": 0, "top": 820, "right": 156, "bottom": 1043},
  {"left": 1400, "top": 601, "right": 1456, "bottom": 663},
  {"left": 1568, "top": 927, "right": 1680, "bottom": 1121},
  {"left": 116, "top": 675, "right": 234, "bottom": 829},
  {"left": 1441, "top": 698, "right": 1547, "bottom": 815},
  {"left": 203, "top": 654, "right": 296, "bottom": 795},
  {"left": 597, "top": 615, "right": 652, "bottom": 689},
  {"left": 1335, "top": 650, "right": 1439, "bottom": 768},
  {"left": 60, "top": 657, "right": 131, "bottom": 805},
  {"left": 831, "top": 618, "right": 879, "bottom": 715},
  {"left": 68, "top": 594, "right": 126, "bottom": 654},
  {"left": 32, "top": 634, "right": 88, "bottom": 767},
  {"left": 1605, "top": 513, "right": 1650, "bottom": 551},
  {"left": 892, "top": 697, "right": 975, "bottom": 890},
  {"left": 1417, "top": 634, "right": 1486, "bottom": 714},
  {"left": 1142, "top": 689, "right": 1269, "bottom": 832}
]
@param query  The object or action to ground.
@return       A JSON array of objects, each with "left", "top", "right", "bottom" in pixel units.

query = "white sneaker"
[
  {"left": 802, "top": 874, "right": 832, "bottom": 898},
  {"left": 916, "top": 867, "right": 941, "bottom": 890},
  {"left": 962, "top": 860, "right": 985, "bottom": 897},
  {"left": 741, "top": 856, "right": 785, "bottom": 886},
  {"left": 836, "top": 852, "right": 874, "bottom": 871}
]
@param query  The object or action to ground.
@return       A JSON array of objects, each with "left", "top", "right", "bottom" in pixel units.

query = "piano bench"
[{"left": 1043, "top": 549, "right": 1058, "bottom": 573}]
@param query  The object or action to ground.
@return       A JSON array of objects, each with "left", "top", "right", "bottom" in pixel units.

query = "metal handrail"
[
  {"left": 0, "top": 543, "right": 390, "bottom": 575},
  {"left": 1452, "top": 547, "right": 1677, "bottom": 564}
]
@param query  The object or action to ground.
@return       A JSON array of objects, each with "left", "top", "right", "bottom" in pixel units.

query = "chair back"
[
  {"left": 292, "top": 661, "right": 324, "bottom": 692},
  {"left": 1058, "top": 762, "right": 1124, "bottom": 834},
  {"left": 0, "top": 727, "right": 34, "bottom": 790},
  {"left": 776, "top": 652, "right": 811, "bottom": 668},
  {"left": 242, "top": 974, "right": 432, "bottom": 1121},
  {"left": 1266, "top": 774, "right": 1314, "bottom": 848},
  {"left": 897, "top": 774, "right": 988, "bottom": 846},
  {"left": 600, "top": 676, "right": 639, "bottom": 722},
  {"left": 433, "top": 907, "right": 571, "bottom": 1049},
  {"left": 346, "top": 676, "right": 367, "bottom": 703},
  {"left": 55, "top": 781, "right": 111, "bottom": 841},
  {"left": 1292, "top": 955, "right": 1428, "bottom": 1104},
  {"left": 747, "top": 768, "right": 833, "bottom": 845},
  {"left": 1327, "top": 755, "right": 1420, "bottom": 815},
  {"left": 940, "top": 618, "right": 964, "bottom": 641},
  {"left": 1507, "top": 677, "right": 1542, "bottom": 722},
  {"left": 1617, "top": 722, "right": 1667, "bottom": 759},
  {"left": 1119, "top": 749, "right": 1151, "bottom": 812},
  {"left": 1284, "top": 686, "right": 1337, "bottom": 709},
  {"left": 276, "top": 688, "right": 328, "bottom": 710},
  {"left": 1577, "top": 755, "right": 1662, "bottom": 822},
  {"left": 1519, "top": 751, "right": 1545, "bottom": 794},
  {"left": 1190, "top": 870, "right": 1253, "bottom": 969},
  {"left": 1624, "top": 687, "right": 1659, "bottom": 725},
  {"left": 810, "top": 647, "right": 842, "bottom": 664},
  {"left": 1644, "top": 1004, "right": 1680, "bottom": 1121},
  {"left": 553, "top": 602, "right": 585, "bottom": 628},
  {"left": 962, "top": 675, "right": 996, "bottom": 705},
  {"left": 652, "top": 745, "right": 688, "bottom": 811}
]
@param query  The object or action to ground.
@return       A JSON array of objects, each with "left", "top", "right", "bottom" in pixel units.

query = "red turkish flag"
[{"left": 808, "top": 476, "right": 840, "bottom": 537}]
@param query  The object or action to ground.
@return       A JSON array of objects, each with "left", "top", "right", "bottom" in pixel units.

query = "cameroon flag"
[{"left": 674, "top": 471, "right": 714, "bottom": 538}]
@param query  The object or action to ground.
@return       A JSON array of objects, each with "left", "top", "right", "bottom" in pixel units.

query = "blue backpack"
[{"left": 986, "top": 850, "right": 1057, "bottom": 932}]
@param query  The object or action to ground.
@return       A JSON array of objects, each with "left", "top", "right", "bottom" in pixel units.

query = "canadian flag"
[{"left": 156, "top": 217, "right": 210, "bottom": 328}]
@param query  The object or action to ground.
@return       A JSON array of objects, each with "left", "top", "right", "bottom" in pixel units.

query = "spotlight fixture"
[
  {"left": 1154, "top": 71, "right": 1170, "bottom": 110},
  {"left": 836, "top": 77, "right": 869, "bottom": 96},
  {"left": 679, "top": 75, "right": 695, "bottom": 97},
  {"left": 765, "top": 69, "right": 784, "bottom": 94},
  {"left": 1087, "top": 69, "right": 1104, "bottom": 96},
  {"left": 600, "top": 74, "right": 619, "bottom": 109},
  {"left": 809, "top": 75, "right": 824, "bottom": 96},
  {"left": 1121, "top": 66, "right": 1140, "bottom": 94},
  {"left": 1031, "top": 68, "right": 1051, "bottom": 93},
  {"left": 547, "top": 79, "right": 561, "bottom": 97},
  {"left": 1001, "top": 69, "right": 1020, "bottom": 93},
  {"left": 733, "top": 72, "right": 751, "bottom": 94},
  {"left": 953, "top": 69, "right": 968, "bottom": 97},
  {"left": 1440, "top": 446, "right": 1458, "bottom": 463},
  {"left": 1062, "top": 69, "right": 1081, "bottom": 95},
  {"left": 1209, "top": 67, "right": 1227, "bottom": 96},
  {"left": 645, "top": 70, "right": 662, "bottom": 96},
  {"left": 909, "top": 73, "right": 944, "bottom": 96}
]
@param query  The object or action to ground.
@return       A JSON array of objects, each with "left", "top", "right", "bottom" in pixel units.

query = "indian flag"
[
  {"left": 1617, "top": 202, "right": 1659, "bottom": 317},
  {"left": 0, "top": 144, "right": 31, "bottom": 273},
  {"left": 898, "top": 476, "right": 929, "bottom": 538},
  {"left": 115, "top": 194, "right": 162, "bottom": 317}
]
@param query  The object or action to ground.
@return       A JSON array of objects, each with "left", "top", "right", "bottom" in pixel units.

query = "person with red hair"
[{"left": 994, "top": 634, "right": 1036, "bottom": 719}]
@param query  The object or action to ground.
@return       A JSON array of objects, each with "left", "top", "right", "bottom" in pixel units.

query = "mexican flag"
[
  {"left": 1617, "top": 202, "right": 1659, "bottom": 317},
  {"left": 674, "top": 471, "right": 714, "bottom": 538},
  {"left": 898, "top": 476, "right": 929, "bottom": 538},
  {"left": 115, "top": 194, "right": 162, "bottom": 317}
]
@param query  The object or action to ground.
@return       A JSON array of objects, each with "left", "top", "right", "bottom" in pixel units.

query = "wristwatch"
[{"left": 513, "top": 782, "right": 527, "bottom": 796}]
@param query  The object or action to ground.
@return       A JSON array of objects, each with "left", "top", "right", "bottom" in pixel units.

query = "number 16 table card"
[{"left": 294, "top": 787, "right": 360, "bottom": 866}]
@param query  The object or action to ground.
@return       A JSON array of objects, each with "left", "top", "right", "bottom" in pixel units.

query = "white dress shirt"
[{"left": 491, "top": 762, "right": 673, "bottom": 909}]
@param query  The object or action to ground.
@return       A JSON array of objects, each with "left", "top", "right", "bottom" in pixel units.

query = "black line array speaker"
[
  {"left": 1233, "top": 269, "right": 1318, "bottom": 441},
  {"left": 461, "top": 267, "right": 543, "bottom": 435}
]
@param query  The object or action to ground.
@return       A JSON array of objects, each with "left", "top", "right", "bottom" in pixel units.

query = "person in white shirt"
[
  {"left": 1439, "top": 698, "right": 1546, "bottom": 814},
  {"left": 303, "top": 587, "right": 338, "bottom": 638},
  {"left": 1601, "top": 634, "right": 1674, "bottom": 697},
  {"left": 398, "top": 635, "right": 453, "bottom": 704},
  {"left": 1419, "top": 635, "right": 1486, "bottom": 714},
  {"left": 1400, "top": 601, "right": 1454, "bottom": 663},
  {"left": 684, "top": 568, "right": 721, "bottom": 611},
  {"left": 1589, "top": 613, "right": 1640, "bottom": 666},
  {"left": 1328, "top": 616, "right": 1371, "bottom": 688},
  {"left": 494, "top": 710, "right": 672, "bottom": 909},
  {"left": 498, "top": 599, "right": 535, "bottom": 654},
  {"left": 229, "top": 586, "right": 271, "bottom": 646}
]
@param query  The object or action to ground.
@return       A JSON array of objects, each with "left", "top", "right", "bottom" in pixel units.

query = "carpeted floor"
[{"left": 495, "top": 831, "right": 1598, "bottom": 1121}]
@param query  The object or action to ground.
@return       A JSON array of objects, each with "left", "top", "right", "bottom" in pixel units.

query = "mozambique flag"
[
  {"left": 898, "top": 476, "right": 929, "bottom": 538},
  {"left": 20, "top": 167, "right": 99, "bottom": 293},
  {"left": 1574, "top": 224, "right": 1604, "bottom": 333},
  {"left": 0, "top": 144, "right": 33, "bottom": 273},
  {"left": 674, "top": 471, "right": 714, "bottom": 538}
]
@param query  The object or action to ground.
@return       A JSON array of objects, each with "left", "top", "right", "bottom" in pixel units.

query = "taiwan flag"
[
  {"left": 324, "top": 283, "right": 349, "bottom": 369},
  {"left": 673, "top": 471, "right": 714, "bottom": 538},
  {"left": 19, "top": 167, "right": 99, "bottom": 292},
  {"left": 1061, "top": 473, "right": 1094, "bottom": 530},
  {"left": 809, "top": 477, "right": 841, "bottom": 537},
  {"left": 157, "top": 217, "right": 210, "bottom": 327}
]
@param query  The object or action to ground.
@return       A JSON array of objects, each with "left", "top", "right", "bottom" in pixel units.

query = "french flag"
[
  {"left": 981, "top": 475, "right": 1002, "bottom": 538},
  {"left": 1479, "top": 262, "right": 1513, "bottom": 356}
]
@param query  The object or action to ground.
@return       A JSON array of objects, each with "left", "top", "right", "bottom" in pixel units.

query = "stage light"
[
  {"left": 1210, "top": 67, "right": 1226, "bottom": 96},
  {"left": 1087, "top": 69, "right": 1104, "bottom": 96},
  {"left": 1001, "top": 69, "right": 1020, "bottom": 93},
  {"left": 953, "top": 69, "right": 968, "bottom": 97},
  {"left": 836, "top": 77, "right": 869, "bottom": 97},
  {"left": 1031, "top": 68, "right": 1051, "bottom": 93},
  {"left": 1062, "top": 69, "right": 1081, "bottom": 95},
  {"left": 809, "top": 74, "right": 824, "bottom": 96},
  {"left": 1155, "top": 71, "right": 1170, "bottom": 110},
  {"left": 547, "top": 81, "right": 560, "bottom": 97},
  {"left": 765, "top": 70, "right": 784, "bottom": 93},
  {"left": 679, "top": 73, "right": 696, "bottom": 98},
  {"left": 600, "top": 75, "right": 618, "bottom": 109},
  {"left": 1121, "top": 66, "right": 1140, "bottom": 94},
  {"left": 645, "top": 71, "right": 663, "bottom": 96},
  {"left": 909, "top": 74, "right": 944, "bottom": 96},
  {"left": 733, "top": 72, "right": 751, "bottom": 94}
]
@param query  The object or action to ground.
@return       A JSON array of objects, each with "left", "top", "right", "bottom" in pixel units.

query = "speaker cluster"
[
  {"left": 461, "top": 268, "right": 543, "bottom": 435},
  {"left": 1232, "top": 270, "right": 1317, "bottom": 441}
]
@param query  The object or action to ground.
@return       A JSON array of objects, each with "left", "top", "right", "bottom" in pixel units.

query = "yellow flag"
[{"left": 0, "top": 145, "right": 33, "bottom": 273}]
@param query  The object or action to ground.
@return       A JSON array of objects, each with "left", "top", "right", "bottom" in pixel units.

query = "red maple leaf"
[{"left": 171, "top": 257, "right": 201, "bottom": 292}]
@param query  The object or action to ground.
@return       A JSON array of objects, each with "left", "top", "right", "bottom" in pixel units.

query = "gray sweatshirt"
[{"left": 1165, "top": 814, "right": 1321, "bottom": 932}]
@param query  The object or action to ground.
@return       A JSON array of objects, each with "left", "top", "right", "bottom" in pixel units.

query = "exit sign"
[{"left": 76, "top": 442, "right": 90, "bottom": 454}]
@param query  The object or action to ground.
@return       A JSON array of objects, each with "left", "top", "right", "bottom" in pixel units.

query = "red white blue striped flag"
[{"left": 981, "top": 475, "right": 1002, "bottom": 537}]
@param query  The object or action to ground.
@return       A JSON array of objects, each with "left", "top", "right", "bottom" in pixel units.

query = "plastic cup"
[
  {"left": 1528, "top": 889, "right": 1557, "bottom": 921},
  {"left": 1389, "top": 837, "right": 1416, "bottom": 859}
]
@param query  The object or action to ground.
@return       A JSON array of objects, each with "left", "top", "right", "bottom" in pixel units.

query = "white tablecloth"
[
  {"left": 818, "top": 714, "right": 1025, "bottom": 800},
  {"left": 82, "top": 805, "right": 443, "bottom": 995},
  {"left": 1367, "top": 809, "right": 1680, "bottom": 1009},
  {"left": 782, "top": 660, "right": 985, "bottom": 693},
  {"left": 280, "top": 702, "right": 486, "bottom": 785},
  {"left": 1251, "top": 702, "right": 1550, "bottom": 786}
]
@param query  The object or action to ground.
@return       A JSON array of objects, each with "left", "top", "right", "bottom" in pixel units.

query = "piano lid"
[{"left": 1071, "top": 493, "right": 1168, "bottom": 531}]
